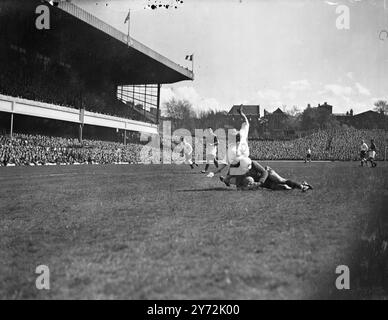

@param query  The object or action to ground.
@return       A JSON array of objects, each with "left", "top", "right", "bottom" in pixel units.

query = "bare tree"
[
  {"left": 164, "top": 98, "right": 195, "bottom": 119},
  {"left": 374, "top": 100, "right": 388, "bottom": 115},
  {"left": 286, "top": 105, "right": 301, "bottom": 116}
]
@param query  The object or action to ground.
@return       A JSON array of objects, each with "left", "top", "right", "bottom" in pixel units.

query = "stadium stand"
[
  {"left": 0, "top": 0, "right": 193, "bottom": 140},
  {"left": 0, "top": 53, "right": 149, "bottom": 122}
]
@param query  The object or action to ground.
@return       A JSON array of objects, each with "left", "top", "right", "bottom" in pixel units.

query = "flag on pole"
[
  {"left": 185, "top": 54, "right": 194, "bottom": 73},
  {"left": 124, "top": 10, "right": 130, "bottom": 24},
  {"left": 124, "top": 9, "right": 132, "bottom": 46}
]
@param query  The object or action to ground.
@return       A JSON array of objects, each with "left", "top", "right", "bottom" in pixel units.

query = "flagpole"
[{"left": 126, "top": 9, "right": 131, "bottom": 46}]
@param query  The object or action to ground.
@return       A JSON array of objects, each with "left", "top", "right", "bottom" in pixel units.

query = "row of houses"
[{"left": 226, "top": 102, "right": 387, "bottom": 139}]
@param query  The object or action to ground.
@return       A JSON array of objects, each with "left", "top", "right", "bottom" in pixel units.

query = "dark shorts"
[
  {"left": 360, "top": 151, "right": 366, "bottom": 158},
  {"left": 306, "top": 154, "right": 311, "bottom": 159},
  {"left": 261, "top": 179, "right": 290, "bottom": 190}
]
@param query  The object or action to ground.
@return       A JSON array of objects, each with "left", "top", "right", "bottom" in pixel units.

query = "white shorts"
[
  {"left": 206, "top": 146, "right": 217, "bottom": 162},
  {"left": 369, "top": 151, "right": 376, "bottom": 159},
  {"left": 208, "top": 146, "right": 217, "bottom": 156}
]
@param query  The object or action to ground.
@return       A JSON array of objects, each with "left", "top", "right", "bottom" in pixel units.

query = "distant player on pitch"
[
  {"left": 360, "top": 140, "right": 368, "bottom": 166},
  {"left": 201, "top": 127, "right": 219, "bottom": 174},
  {"left": 177, "top": 136, "right": 198, "bottom": 169},
  {"left": 367, "top": 139, "right": 377, "bottom": 168},
  {"left": 305, "top": 147, "right": 312, "bottom": 163}
]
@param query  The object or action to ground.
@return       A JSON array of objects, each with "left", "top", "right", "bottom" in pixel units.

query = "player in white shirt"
[
  {"left": 232, "top": 107, "right": 250, "bottom": 160},
  {"left": 209, "top": 105, "right": 251, "bottom": 183},
  {"left": 178, "top": 136, "right": 198, "bottom": 169},
  {"left": 228, "top": 105, "right": 250, "bottom": 174},
  {"left": 360, "top": 140, "right": 368, "bottom": 167}
]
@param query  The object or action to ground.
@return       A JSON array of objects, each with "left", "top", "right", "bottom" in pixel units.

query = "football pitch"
[{"left": 1, "top": 162, "right": 387, "bottom": 299}]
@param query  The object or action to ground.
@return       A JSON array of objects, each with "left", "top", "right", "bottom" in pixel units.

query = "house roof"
[
  {"left": 228, "top": 105, "right": 260, "bottom": 115},
  {"left": 272, "top": 108, "right": 285, "bottom": 115},
  {"left": 353, "top": 110, "right": 385, "bottom": 118}
]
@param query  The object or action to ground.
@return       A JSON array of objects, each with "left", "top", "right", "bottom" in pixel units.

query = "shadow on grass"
[
  {"left": 177, "top": 187, "right": 280, "bottom": 192},
  {"left": 177, "top": 187, "right": 235, "bottom": 192},
  {"left": 180, "top": 171, "right": 205, "bottom": 175}
]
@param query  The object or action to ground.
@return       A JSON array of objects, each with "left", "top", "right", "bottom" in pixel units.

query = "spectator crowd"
[
  {"left": 249, "top": 127, "right": 388, "bottom": 161},
  {"left": 0, "top": 133, "right": 143, "bottom": 166}
]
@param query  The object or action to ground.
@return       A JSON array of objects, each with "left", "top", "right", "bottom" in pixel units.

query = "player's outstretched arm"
[{"left": 238, "top": 105, "right": 249, "bottom": 124}]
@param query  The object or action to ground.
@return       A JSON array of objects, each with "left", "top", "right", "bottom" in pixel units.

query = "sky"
[{"left": 73, "top": 0, "right": 388, "bottom": 116}]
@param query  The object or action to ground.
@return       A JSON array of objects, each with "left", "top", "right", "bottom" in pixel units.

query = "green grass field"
[{"left": 1, "top": 162, "right": 387, "bottom": 299}]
